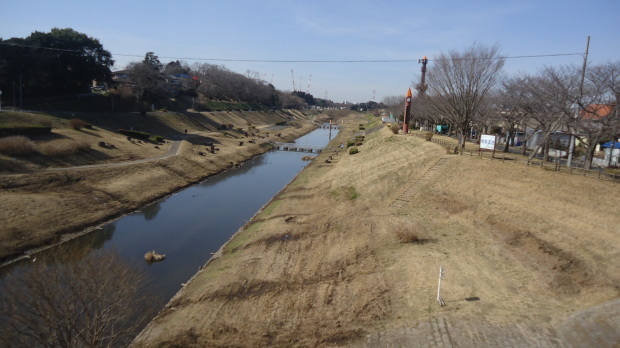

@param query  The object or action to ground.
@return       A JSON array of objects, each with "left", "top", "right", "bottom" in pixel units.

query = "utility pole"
[
  {"left": 291, "top": 69, "right": 296, "bottom": 92},
  {"left": 568, "top": 36, "right": 590, "bottom": 167},
  {"left": 307, "top": 74, "right": 312, "bottom": 94},
  {"left": 416, "top": 56, "right": 429, "bottom": 96}
]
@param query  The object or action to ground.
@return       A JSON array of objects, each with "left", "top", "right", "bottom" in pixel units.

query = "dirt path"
[
  {"left": 133, "top": 116, "right": 620, "bottom": 347},
  {"left": 0, "top": 140, "right": 182, "bottom": 176}
]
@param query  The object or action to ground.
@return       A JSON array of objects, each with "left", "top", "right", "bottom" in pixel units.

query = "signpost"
[{"left": 480, "top": 134, "right": 497, "bottom": 158}]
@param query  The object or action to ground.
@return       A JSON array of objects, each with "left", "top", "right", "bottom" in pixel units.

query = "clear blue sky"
[{"left": 2, "top": 0, "right": 619, "bottom": 103}]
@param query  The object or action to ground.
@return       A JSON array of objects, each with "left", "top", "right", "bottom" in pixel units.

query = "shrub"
[
  {"left": 41, "top": 140, "right": 91, "bottom": 156},
  {"left": 348, "top": 146, "right": 359, "bottom": 155},
  {"left": 68, "top": 119, "right": 87, "bottom": 130},
  {"left": 227, "top": 123, "right": 234, "bottom": 130},
  {"left": 218, "top": 124, "right": 227, "bottom": 130},
  {"left": 394, "top": 225, "right": 423, "bottom": 244},
  {"left": 119, "top": 129, "right": 150, "bottom": 140},
  {"left": 0, "top": 136, "right": 37, "bottom": 155},
  {"left": 390, "top": 124, "right": 400, "bottom": 134},
  {"left": 445, "top": 145, "right": 458, "bottom": 154},
  {"left": 359, "top": 126, "right": 365, "bottom": 130},
  {"left": 150, "top": 135, "right": 165, "bottom": 143},
  {"left": 424, "top": 132, "right": 433, "bottom": 141},
  {"left": 346, "top": 140, "right": 355, "bottom": 148}
]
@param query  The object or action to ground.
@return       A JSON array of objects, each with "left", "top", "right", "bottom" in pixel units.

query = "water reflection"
[
  {"left": 0, "top": 126, "right": 337, "bottom": 303},
  {"left": 140, "top": 202, "right": 161, "bottom": 221}
]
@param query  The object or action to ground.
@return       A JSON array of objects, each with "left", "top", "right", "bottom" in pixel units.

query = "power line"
[{"left": 0, "top": 42, "right": 584, "bottom": 63}]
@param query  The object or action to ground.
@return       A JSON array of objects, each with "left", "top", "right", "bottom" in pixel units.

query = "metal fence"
[{"left": 416, "top": 134, "right": 620, "bottom": 183}]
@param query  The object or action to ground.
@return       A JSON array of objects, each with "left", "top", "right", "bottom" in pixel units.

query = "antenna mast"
[
  {"left": 307, "top": 74, "right": 312, "bottom": 94},
  {"left": 291, "top": 69, "right": 296, "bottom": 91}
]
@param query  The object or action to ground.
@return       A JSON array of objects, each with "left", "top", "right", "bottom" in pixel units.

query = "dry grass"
[
  {"left": 41, "top": 140, "right": 91, "bottom": 156},
  {"left": 0, "top": 136, "right": 37, "bottom": 155},
  {"left": 134, "top": 114, "right": 620, "bottom": 347}
]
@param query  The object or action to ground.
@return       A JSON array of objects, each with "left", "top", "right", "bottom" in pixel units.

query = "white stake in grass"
[{"left": 437, "top": 266, "right": 446, "bottom": 306}]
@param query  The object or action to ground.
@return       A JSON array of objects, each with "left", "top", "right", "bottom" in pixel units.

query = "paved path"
[{"left": 357, "top": 298, "right": 619, "bottom": 347}]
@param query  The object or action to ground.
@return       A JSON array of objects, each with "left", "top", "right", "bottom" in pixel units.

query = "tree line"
[
  {"left": 382, "top": 43, "right": 619, "bottom": 170},
  {"left": 0, "top": 28, "right": 331, "bottom": 110}
]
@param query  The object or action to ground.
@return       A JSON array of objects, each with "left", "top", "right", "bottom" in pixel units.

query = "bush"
[
  {"left": 227, "top": 123, "right": 234, "bottom": 130},
  {"left": 445, "top": 145, "right": 458, "bottom": 154},
  {"left": 150, "top": 135, "right": 165, "bottom": 143},
  {"left": 346, "top": 140, "right": 355, "bottom": 148},
  {"left": 119, "top": 129, "right": 150, "bottom": 140},
  {"left": 0, "top": 136, "right": 37, "bottom": 155},
  {"left": 68, "top": 119, "right": 87, "bottom": 130},
  {"left": 390, "top": 124, "right": 400, "bottom": 134},
  {"left": 394, "top": 225, "right": 423, "bottom": 244},
  {"left": 218, "top": 124, "right": 227, "bottom": 130},
  {"left": 424, "top": 132, "right": 433, "bottom": 141},
  {"left": 348, "top": 146, "right": 359, "bottom": 155},
  {"left": 41, "top": 140, "right": 91, "bottom": 156}
]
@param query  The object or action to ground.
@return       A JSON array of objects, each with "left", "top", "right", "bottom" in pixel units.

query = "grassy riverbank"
[
  {"left": 0, "top": 109, "right": 320, "bottom": 262},
  {"left": 134, "top": 113, "right": 620, "bottom": 347}
]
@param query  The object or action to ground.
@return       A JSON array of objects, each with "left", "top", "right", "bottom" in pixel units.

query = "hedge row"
[
  {"left": 119, "top": 129, "right": 151, "bottom": 140},
  {"left": 0, "top": 125, "right": 52, "bottom": 137},
  {"left": 119, "top": 129, "right": 165, "bottom": 143}
]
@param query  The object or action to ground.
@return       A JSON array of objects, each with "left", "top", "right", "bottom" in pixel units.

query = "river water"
[{"left": 1, "top": 125, "right": 336, "bottom": 303}]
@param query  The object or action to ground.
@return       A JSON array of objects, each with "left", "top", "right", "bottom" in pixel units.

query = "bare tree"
[
  {"left": 381, "top": 95, "right": 404, "bottom": 120},
  {"left": 426, "top": 43, "right": 505, "bottom": 147},
  {"left": 520, "top": 66, "right": 580, "bottom": 162},
  {"left": 0, "top": 247, "right": 157, "bottom": 348},
  {"left": 127, "top": 52, "right": 166, "bottom": 103},
  {"left": 496, "top": 75, "right": 534, "bottom": 153},
  {"left": 571, "top": 61, "right": 620, "bottom": 168}
]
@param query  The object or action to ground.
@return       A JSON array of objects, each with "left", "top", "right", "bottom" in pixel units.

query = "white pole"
[{"left": 437, "top": 266, "right": 445, "bottom": 306}]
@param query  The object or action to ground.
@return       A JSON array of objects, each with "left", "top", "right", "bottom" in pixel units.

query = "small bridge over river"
[{"left": 273, "top": 142, "right": 324, "bottom": 153}]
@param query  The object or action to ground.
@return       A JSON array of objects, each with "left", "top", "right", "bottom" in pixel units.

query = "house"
[
  {"left": 111, "top": 70, "right": 133, "bottom": 84},
  {"left": 579, "top": 104, "right": 615, "bottom": 121},
  {"left": 599, "top": 141, "right": 620, "bottom": 167}
]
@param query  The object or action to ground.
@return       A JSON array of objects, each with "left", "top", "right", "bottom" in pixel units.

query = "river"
[{"left": 1, "top": 125, "right": 337, "bottom": 303}]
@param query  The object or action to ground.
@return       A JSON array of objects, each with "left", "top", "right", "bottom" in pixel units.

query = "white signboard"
[{"left": 480, "top": 134, "right": 496, "bottom": 150}]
